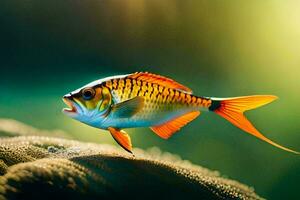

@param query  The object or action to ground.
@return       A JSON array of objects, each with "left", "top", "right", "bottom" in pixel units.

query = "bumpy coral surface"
[{"left": 0, "top": 135, "right": 263, "bottom": 200}]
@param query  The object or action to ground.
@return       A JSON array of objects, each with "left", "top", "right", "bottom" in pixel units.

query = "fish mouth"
[{"left": 62, "top": 97, "right": 77, "bottom": 114}]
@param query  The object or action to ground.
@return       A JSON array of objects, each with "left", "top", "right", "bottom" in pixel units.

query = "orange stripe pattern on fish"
[{"left": 62, "top": 72, "right": 299, "bottom": 154}]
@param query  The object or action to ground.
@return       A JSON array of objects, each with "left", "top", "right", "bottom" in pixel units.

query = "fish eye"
[{"left": 82, "top": 87, "right": 95, "bottom": 100}]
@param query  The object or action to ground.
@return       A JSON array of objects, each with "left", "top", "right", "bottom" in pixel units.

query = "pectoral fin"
[
  {"left": 108, "top": 127, "right": 133, "bottom": 153},
  {"left": 150, "top": 111, "right": 200, "bottom": 139},
  {"left": 111, "top": 96, "right": 144, "bottom": 118}
]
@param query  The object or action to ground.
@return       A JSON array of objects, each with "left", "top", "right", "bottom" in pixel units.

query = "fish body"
[
  {"left": 63, "top": 72, "right": 299, "bottom": 154},
  {"left": 100, "top": 75, "right": 210, "bottom": 129}
]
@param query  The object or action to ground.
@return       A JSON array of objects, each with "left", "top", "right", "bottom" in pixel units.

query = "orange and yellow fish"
[{"left": 62, "top": 72, "right": 299, "bottom": 154}]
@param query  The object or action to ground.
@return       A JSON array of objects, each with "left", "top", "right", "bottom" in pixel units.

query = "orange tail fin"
[{"left": 210, "top": 95, "right": 299, "bottom": 154}]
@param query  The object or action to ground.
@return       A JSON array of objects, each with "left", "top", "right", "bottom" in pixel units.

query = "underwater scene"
[{"left": 0, "top": 1, "right": 299, "bottom": 199}]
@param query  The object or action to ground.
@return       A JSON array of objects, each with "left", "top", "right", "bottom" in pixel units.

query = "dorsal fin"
[
  {"left": 150, "top": 111, "right": 200, "bottom": 139},
  {"left": 128, "top": 72, "right": 192, "bottom": 93}
]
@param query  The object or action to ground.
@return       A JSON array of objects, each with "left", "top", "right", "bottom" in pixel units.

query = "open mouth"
[{"left": 62, "top": 97, "right": 77, "bottom": 114}]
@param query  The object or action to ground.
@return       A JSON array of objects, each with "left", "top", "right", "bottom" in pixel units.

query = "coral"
[{"left": 0, "top": 135, "right": 263, "bottom": 200}]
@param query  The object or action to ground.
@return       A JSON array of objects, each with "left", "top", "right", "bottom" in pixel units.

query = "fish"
[{"left": 62, "top": 72, "right": 299, "bottom": 154}]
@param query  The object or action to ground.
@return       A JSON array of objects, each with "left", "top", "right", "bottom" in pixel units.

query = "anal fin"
[
  {"left": 150, "top": 111, "right": 200, "bottom": 139},
  {"left": 108, "top": 127, "right": 133, "bottom": 153}
]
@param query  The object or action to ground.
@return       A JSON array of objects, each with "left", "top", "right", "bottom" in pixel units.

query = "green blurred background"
[{"left": 0, "top": 0, "right": 299, "bottom": 199}]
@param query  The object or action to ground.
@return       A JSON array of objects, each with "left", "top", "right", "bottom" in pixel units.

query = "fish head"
[{"left": 62, "top": 84, "right": 112, "bottom": 126}]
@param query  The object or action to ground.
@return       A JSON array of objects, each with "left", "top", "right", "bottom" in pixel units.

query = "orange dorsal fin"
[
  {"left": 128, "top": 72, "right": 192, "bottom": 93},
  {"left": 108, "top": 127, "right": 133, "bottom": 153},
  {"left": 150, "top": 111, "right": 200, "bottom": 139}
]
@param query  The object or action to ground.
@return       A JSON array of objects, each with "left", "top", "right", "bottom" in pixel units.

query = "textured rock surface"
[{"left": 0, "top": 135, "right": 263, "bottom": 200}]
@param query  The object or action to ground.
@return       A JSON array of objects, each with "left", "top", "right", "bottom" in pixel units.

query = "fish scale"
[
  {"left": 105, "top": 77, "right": 212, "bottom": 122},
  {"left": 107, "top": 77, "right": 211, "bottom": 107}
]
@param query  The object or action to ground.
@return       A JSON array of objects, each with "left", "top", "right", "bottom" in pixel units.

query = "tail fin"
[{"left": 210, "top": 95, "right": 299, "bottom": 154}]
